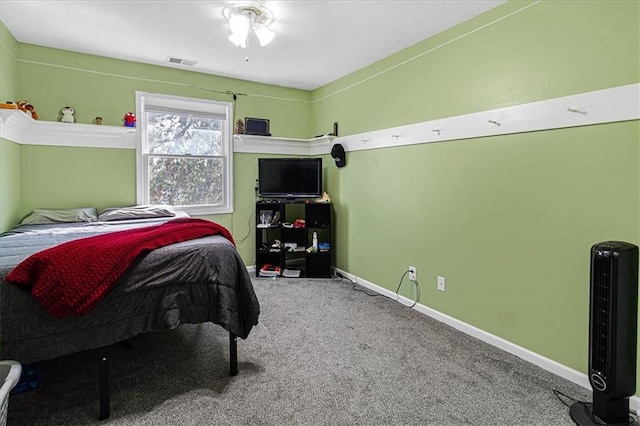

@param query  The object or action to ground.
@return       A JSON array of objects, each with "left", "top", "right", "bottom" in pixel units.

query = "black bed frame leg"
[
  {"left": 96, "top": 335, "right": 231, "bottom": 419},
  {"left": 98, "top": 355, "right": 110, "bottom": 420},
  {"left": 229, "top": 332, "right": 238, "bottom": 376}
]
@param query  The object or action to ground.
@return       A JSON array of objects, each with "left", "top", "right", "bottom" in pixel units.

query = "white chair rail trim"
[{"left": 333, "top": 83, "right": 639, "bottom": 153}]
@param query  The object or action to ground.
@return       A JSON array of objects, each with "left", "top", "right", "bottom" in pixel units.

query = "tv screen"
[{"left": 258, "top": 158, "right": 322, "bottom": 199}]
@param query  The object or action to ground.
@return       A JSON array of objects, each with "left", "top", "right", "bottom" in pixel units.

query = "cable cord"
[
  {"left": 394, "top": 270, "right": 419, "bottom": 308},
  {"left": 334, "top": 271, "right": 383, "bottom": 297},
  {"left": 235, "top": 211, "right": 255, "bottom": 244},
  {"left": 553, "top": 389, "right": 577, "bottom": 408},
  {"left": 552, "top": 389, "right": 637, "bottom": 425},
  {"left": 352, "top": 285, "right": 380, "bottom": 297},
  {"left": 334, "top": 271, "right": 369, "bottom": 292},
  {"left": 336, "top": 269, "right": 420, "bottom": 307}
]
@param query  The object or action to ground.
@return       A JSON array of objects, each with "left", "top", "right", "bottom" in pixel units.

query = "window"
[{"left": 135, "top": 92, "right": 233, "bottom": 215}]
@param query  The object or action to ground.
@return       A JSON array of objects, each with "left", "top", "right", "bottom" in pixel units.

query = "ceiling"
[{"left": 1, "top": 1, "right": 505, "bottom": 91}]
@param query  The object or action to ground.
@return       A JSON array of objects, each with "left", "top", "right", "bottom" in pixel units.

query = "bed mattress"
[{"left": 0, "top": 218, "right": 260, "bottom": 363}]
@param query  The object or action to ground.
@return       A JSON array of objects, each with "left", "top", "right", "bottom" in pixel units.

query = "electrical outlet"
[
  {"left": 437, "top": 276, "right": 446, "bottom": 292},
  {"left": 408, "top": 266, "right": 417, "bottom": 281}
]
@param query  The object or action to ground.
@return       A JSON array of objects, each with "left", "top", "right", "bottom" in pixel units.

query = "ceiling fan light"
[
  {"left": 229, "top": 14, "right": 251, "bottom": 37},
  {"left": 253, "top": 25, "right": 275, "bottom": 46},
  {"left": 223, "top": 3, "right": 275, "bottom": 49},
  {"left": 228, "top": 32, "right": 247, "bottom": 48}
]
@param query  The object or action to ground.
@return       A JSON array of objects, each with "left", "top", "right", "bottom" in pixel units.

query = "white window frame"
[{"left": 135, "top": 91, "right": 234, "bottom": 215}]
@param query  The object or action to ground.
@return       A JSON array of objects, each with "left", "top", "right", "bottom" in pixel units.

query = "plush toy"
[
  {"left": 17, "top": 101, "right": 30, "bottom": 115},
  {"left": 123, "top": 112, "right": 136, "bottom": 127},
  {"left": 25, "top": 104, "right": 38, "bottom": 120},
  {"left": 0, "top": 102, "right": 18, "bottom": 110},
  {"left": 60, "top": 106, "right": 75, "bottom": 123},
  {"left": 17, "top": 101, "right": 38, "bottom": 120}
]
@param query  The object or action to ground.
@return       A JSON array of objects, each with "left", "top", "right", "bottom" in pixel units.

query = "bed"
[{"left": 0, "top": 208, "right": 260, "bottom": 419}]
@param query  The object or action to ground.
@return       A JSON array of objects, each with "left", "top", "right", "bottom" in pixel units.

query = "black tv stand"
[{"left": 255, "top": 200, "right": 333, "bottom": 278}]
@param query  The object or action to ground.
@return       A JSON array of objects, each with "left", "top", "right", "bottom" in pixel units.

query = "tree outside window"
[{"left": 136, "top": 93, "right": 233, "bottom": 215}]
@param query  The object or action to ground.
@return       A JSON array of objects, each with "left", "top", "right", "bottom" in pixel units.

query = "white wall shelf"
[
  {"left": 0, "top": 110, "right": 334, "bottom": 153},
  {"left": 0, "top": 110, "right": 136, "bottom": 149},
  {"left": 233, "top": 134, "right": 334, "bottom": 155},
  {"left": 2, "top": 83, "right": 638, "bottom": 154}
]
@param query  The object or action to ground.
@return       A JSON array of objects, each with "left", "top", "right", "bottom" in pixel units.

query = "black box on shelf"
[{"left": 244, "top": 117, "right": 271, "bottom": 136}]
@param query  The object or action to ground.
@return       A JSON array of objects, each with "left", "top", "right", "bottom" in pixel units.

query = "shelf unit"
[
  {"left": 0, "top": 109, "right": 136, "bottom": 149},
  {"left": 255, "top": 200, "right": 332, "bottom": 278}
]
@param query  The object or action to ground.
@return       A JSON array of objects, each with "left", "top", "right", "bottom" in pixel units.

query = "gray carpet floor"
[{"left": 7, "top": 277, "right": 591, "bottom": 425}]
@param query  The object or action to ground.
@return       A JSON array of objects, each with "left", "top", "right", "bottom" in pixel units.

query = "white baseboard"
[{"left": 333, "top": 267, "right": 640, "bottom": 414}]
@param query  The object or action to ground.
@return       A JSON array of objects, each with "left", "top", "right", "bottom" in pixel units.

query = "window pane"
[
  {"left": 148, "top": 156, "right": 223, "bottom": 206},
  {"left": 147, "top": 112, "right": 222, "bottom": 156}
]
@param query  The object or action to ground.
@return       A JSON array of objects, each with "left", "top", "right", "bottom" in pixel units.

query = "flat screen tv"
[{"left": 258, "top": 157, "right": 322, "bottom": 199}]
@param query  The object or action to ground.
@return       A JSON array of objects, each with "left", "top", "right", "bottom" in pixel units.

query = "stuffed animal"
[
  {"left": 60, "top": 106, "right": 75, "bottom": 123},
  {"left": 17, "top": 101, "right": 30, "bottom": 115},
  {"left": 123, "top": 112, "right": 136, "bottom": 127},
  {"left": 17, "top": 101, "right": 38, "bottom": 120}
]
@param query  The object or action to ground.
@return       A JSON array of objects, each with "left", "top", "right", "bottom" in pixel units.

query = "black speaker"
[{"left": 331, "top": 143, "right": 346, "bottom": 168}]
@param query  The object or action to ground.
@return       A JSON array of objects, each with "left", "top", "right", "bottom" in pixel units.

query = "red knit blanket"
[{"left": 6, "top": 218, "right": 235, "bottom": 318}]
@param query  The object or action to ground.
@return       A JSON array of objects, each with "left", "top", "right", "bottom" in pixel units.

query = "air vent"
[{"left": 167, "top": 56, "right": 198, "bottom": 67}]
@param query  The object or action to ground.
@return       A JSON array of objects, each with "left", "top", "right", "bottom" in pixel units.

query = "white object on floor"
[{"left": 0, "top": 360, "right": 22, "bottom": 426}]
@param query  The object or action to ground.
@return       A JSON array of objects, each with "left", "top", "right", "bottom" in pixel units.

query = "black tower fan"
[{"left": 570, "top": 241, "right": 638, "bottom": 425}]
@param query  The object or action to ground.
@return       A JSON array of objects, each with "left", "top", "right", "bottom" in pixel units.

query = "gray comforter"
[{"left": 0, "top": 218, "right": 260, "bottom": 363}]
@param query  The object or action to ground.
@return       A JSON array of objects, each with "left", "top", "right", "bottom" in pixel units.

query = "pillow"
[
  {"left": 98, "top": 205, "right": 176, "bottom": 222},
  {"left": 20, "top": 207, "right": 98, "bottom": 225}
]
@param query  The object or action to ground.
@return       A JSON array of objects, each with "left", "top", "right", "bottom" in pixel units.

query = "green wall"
[
  {"left": 0, "top": 139, "right": 21, "bottom": 231},
  {"left": 312, "top": 0, "right": 640, "bottom": 391},
  {"left": 0, "top": 21, "right": 18, "bottom": 103},
  {"left": 19, "top": 145, "right": 136, "bottom": 214},
  {"left": 0, "top": 23, "right": 21, "bottom": 230},
  {"left": 16, "top": 43, "right": 311, "bottom": 135}
]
